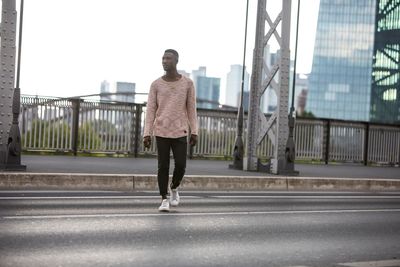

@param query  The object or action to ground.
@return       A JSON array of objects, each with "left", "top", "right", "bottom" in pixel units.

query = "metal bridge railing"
[
  {"left": 19, "top": 95, "right": 400, "bottom": 165},
  {"left": 20, "top": 96, "right": 144, "bottom": 156}
]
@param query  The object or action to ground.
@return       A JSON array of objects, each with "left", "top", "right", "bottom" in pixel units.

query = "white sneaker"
[
  {"left": 158, "top": 199, "right": 170, "bottom": 212},
  {"left": 170, "top": 188, "right": 180, "bottom": 207}
]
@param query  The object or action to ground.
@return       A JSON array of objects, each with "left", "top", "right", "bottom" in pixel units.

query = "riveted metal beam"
[{"left": 245, "top": 0, "right": 298, "bottom": 175}]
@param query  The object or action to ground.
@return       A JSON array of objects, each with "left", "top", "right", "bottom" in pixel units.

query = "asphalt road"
[{"left": 1, "top": 190, "right": 400, "bottom": 267}]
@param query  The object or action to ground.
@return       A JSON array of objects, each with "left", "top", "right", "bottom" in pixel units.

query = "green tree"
[{"left": 22, "top": 119, "right": 104, "bottom": 151}]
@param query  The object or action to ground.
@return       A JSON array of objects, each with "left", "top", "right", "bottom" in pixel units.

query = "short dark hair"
[{"left": 164, "top": 49, "right": 179, "bottom": 60}]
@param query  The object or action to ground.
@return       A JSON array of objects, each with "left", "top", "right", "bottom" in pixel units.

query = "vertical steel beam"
[
  {"left": 270, "top": 0, "right": 292, "bottom": 174},
  {"left": 0, "top": 0, "right": 25, "bottom": 170},
  {"left": 244, "top": 0, "right": 266, "bottom": 171},
  {"left": 245, "top": 0, "right": 297, "bottom": 174}
]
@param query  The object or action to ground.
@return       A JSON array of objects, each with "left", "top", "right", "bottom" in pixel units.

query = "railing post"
[
  {"left": 133, "top": 104, "right": 142, "bottom": 158},
  {"left": 363, "top": 122, "right": 370, "bottom": 166},
  {"left": 398, "top": 128, "right": 400, "bottom": 167},
  {"left": 71, "top": 98, "right": 80, "bottom": 156},
  {"left": 324, "top": 119, "right": 331, "bottom": 164}
]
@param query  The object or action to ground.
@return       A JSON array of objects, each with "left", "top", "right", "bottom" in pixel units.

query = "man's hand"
[
  {"left": 143, "top": 136, "right": 151, "bottom": 149},
  {"left": 189, "top": 134, "right": 198, "bottom": 146}
]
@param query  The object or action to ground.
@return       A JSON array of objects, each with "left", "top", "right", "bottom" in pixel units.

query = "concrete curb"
[{"left": 1, "top": 173, "right": 400, "bottom": 191}]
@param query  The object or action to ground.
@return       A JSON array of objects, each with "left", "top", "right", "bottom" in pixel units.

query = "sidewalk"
[{"left": 0, "top": 155, "right": 399, "bottom": 191}]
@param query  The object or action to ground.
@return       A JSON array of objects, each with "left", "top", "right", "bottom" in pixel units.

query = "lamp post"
[
  {"left": 229, "top": 0, "right": 250, "bottom": 170},
  {"left": 285, "top": 0, "right": 301, "bottom": 173}
]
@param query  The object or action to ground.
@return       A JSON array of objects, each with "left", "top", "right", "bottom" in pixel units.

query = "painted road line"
[
  {"left": 0, "top": 196, "right": 201, "bottom": 200},
  {"left": 3, "top": 208, "right": 400, "bottom": 220},
  {"left": 2, "top": 195, "right": 400, "bottom": 200},
  {"left": 211, "top": 195, "right": 400, "bottom": 199},
  {"left": 337, "top": 259, "right": 400, "bottom": 267},
  {"left": 2, "top": 190, "right": 400, "bottom": 195}
]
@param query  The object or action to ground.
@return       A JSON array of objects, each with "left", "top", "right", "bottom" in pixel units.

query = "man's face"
[{"left": 162, "top": 52, "right": 177, "bottom": 71}]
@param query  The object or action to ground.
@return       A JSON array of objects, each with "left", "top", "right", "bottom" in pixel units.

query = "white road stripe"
[
  {"left": 3, "top": 208, "right": 400, "bottom": 220},
  {"left": 0, "top": 196, "right": 200, "bottom": 200},
  {"left": 0, "top": 190, "right": 126, "bottom": 193},
  {"left": 337, "top": 259, "right": 400, "bottom": 267},
  {"left": 212, "top": 196, "right": 400, "bottom": 199},
  {"left": 143, "top": 190, "right": 400, "bottom": 194},
  {"left": 1, "top": 195, "right": 399, "bottom": 200}
]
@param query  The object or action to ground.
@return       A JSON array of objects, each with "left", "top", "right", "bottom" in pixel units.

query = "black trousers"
[{"left": 156, "top": 136, "right": 187, "bottom": 198}]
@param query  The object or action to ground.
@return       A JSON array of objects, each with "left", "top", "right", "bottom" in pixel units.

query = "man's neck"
[{"left": 163, "top": 70, "right": 181, "bottom": 82}]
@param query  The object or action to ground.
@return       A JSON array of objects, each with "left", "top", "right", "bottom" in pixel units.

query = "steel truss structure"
[{"left": 245, "top": 0, "right": 297, "bottom": 174}]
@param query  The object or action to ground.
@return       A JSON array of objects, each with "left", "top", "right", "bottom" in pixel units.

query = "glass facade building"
[
  {"left": 196, "top": 76, "right": 221, "bottom": 109},
  {"left": 307, "top": 0, "right": 400, "bottom": 124},
  {"left": 306, "top": 0, "right": 376, "bottom": 122}
]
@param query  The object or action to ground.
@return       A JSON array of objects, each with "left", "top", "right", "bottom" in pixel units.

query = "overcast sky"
[{"left": 19, "top": 0, "right": 320, "bottom": 103}]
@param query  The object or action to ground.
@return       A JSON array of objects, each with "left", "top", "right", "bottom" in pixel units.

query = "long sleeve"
[
  {"left": 187, "top": 81, "right": 198, "bottom": 135},
  {"left": 143, "top": 83, "right": 157, "bottom": 137}
]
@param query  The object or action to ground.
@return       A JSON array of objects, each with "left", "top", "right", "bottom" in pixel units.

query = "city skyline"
[{"left": 19, "top": 0, "right": 320, "bottom": 105}]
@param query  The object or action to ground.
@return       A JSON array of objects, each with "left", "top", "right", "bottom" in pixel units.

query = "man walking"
[{"left": 143, "top": 49, "right": 198, "bottom": 212}]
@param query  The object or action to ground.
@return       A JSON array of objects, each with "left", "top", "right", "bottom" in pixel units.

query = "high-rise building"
[
  {"left": 191, "top": 67, "right": 221, "bottom": 109},
  {"left": 225, "top": 64, "right": 249, "bottom": 108},
  {"left": 306, "top": 0, "right": 400, "bottom": 124},
  {"left": 191, "top": 66, "right": 207, "bottom": 87},
  {"left": 100, "top": 80, "right": 112, "bottom": 102},
  {"left": 115, "top": 82, "right": 136, "bottom": 103},
  {"left": 370, "top": 0, "right": 400, "bottom": 123},
  {"left": 196, "top": 76, "right": 221, "bottom": 109},
  {"left": 240, "top": 90, "right": 250, "bottom": 112}
]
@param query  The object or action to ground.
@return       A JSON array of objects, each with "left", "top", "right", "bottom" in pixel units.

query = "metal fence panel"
[
  {"left": 19, "top": 95, "right": 400, "bottom": 165},
  {"left": 329, "top": 122, "right": 365, "bottom": 162},
  {"left": 294, "top": 119, "right": 324, "bottom": 160},
  {"left": 20, "top": 96, "right": 73, "bottom": 151},
  {"left": 369, "top": 125, "right": 400, "bottom": 164},
  {"left": 78, "top": 101, "right": 138, "bottom": 153}
]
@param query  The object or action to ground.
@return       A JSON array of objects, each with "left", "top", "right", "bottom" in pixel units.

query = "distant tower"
[
  {"left": 191, "top": 67, "right": 221, "bottom": 109},
  {"left": 196, "top": 76, "right": 221, "bottom": 109},
  {"left": 225, "top": 64, "right": 249, "bottom": 108},
  {"left": 100, "top": 80, "right": 111, "bottom": 102},
  {"left": 115, "top": 82, "right": 136, "bottom": 103},
  {"left": 191, "top": 66, "right": 207, "bottom": 86}
]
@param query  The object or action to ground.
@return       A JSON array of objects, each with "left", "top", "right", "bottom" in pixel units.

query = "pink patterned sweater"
[{"left": 143, "top": 75, "right": 198, "bottom": 138}]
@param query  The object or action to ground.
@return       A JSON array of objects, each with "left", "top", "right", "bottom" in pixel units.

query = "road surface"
[{"left": 1, "top": 190, "right": 400, "bottom": 267}]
